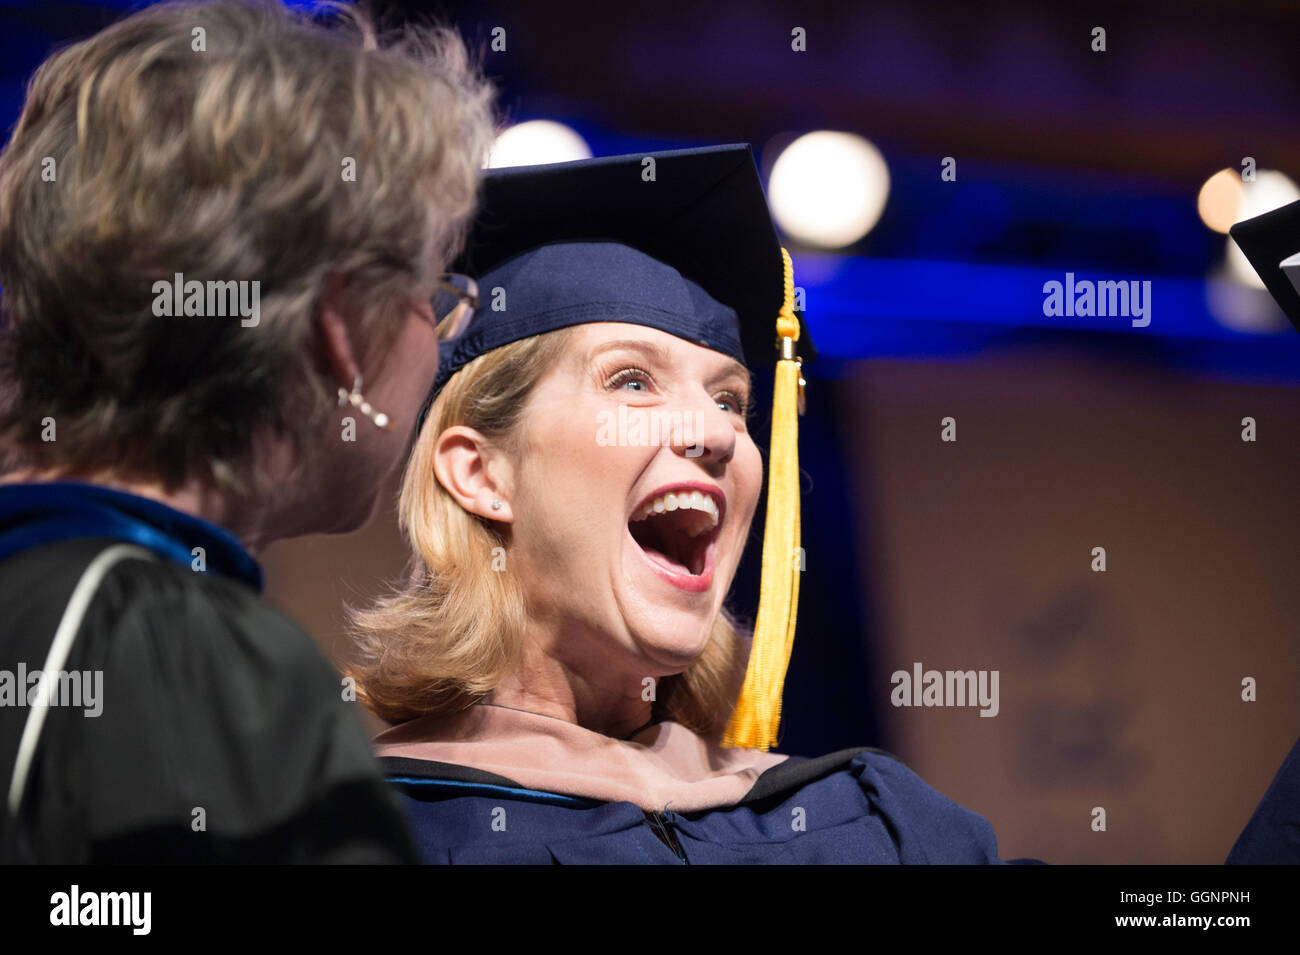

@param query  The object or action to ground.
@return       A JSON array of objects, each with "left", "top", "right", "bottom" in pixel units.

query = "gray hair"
[{"left": 0, "top": 0, "right": 495, "bottom": 492}]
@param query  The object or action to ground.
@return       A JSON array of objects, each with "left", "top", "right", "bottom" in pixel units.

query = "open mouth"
[{"left": 628, "top": 487, "right": 723, "bottom": 582}]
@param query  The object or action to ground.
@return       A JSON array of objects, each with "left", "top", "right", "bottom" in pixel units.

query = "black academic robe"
[{"left": 0, "top": 481, "right": 416, "bottom": 863}]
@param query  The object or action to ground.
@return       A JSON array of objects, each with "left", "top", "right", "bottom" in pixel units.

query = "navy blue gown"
[{"left": 383, "top": 746, "right": 1038, "bottom": 864}]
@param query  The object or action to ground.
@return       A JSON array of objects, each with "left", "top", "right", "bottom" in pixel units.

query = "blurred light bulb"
[
  {"left": 1197, "top": 169, "right": 1244, "bottom": 234},
  {"left": 768, "top": 131, "right": 890, "bottom": 249},
  {"left": 487, "top": 120, "right": 591, "bottom": 169}
]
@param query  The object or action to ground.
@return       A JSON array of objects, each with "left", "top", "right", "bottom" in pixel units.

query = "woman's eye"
[
  {"left": 606, "top": 367, "right": 655, "bottom": 394},
  {"left": 716, "top": 392, "right": 748, "bottom": 415}
]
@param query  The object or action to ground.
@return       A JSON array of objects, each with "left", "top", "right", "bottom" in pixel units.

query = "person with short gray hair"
[{"left": 0, "top": 0, "right": 494, "bottom": 862}]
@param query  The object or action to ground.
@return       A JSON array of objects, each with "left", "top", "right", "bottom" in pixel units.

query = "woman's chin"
[
  {"left": 615, "top": 534, "right": 730, "bottom": 670},
  {"left": 626, "top": 620, "right": 715, "bottom": 672}
]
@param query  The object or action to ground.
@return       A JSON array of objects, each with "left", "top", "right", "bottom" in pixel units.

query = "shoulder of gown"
[{"left": 0, "top": 536, "right": 415, "bottom": 863}]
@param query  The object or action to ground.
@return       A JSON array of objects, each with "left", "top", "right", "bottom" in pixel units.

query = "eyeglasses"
[{"left": 428, "top": 273, "right": 478, "bottom": 342}]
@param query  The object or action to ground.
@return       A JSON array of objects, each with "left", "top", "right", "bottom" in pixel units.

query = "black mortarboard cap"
[
  {"left": 419, "top": 143, "right": 814, "bottom": 424},
  {"left": 1230, "top": 198, "right": 1300, "bottom": 334}
]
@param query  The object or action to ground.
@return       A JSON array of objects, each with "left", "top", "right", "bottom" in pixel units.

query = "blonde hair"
[
  {"left": 346, "top": 327, "right": 750, "bottom": 737},
  {"left": 0, "top": 0, "right": 495, "bottom": 493}
]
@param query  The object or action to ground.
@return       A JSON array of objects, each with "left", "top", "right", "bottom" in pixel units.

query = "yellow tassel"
[{"left": 722, "top": 248, "right": 802, "bottom": 751}]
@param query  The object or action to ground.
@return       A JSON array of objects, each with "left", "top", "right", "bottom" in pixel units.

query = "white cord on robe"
[{"left": 7, "top": 544, "right": 156, "bottom": 816}]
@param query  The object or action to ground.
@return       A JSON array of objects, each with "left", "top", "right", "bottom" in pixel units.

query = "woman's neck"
[{"left": 486, "top": 635, "right": 656, "bottom": 740}]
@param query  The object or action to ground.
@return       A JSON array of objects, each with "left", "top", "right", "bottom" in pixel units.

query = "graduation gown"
[
  {"left": 376, "top": 704, "right": 1027, "bottom": 864},
  {"left": 0, "top": 481, "right": 416, "bottom": 863}
]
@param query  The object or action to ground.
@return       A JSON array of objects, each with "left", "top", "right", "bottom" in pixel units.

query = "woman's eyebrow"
[
  {"left": 587, "top": 339, "right": 752, "bottom": 389},
  {"left": 586, "top": 339, "right": 675, "bottom": 366},
  {"left": 713, "top": 357, "right": 752, "bottom": 389}
]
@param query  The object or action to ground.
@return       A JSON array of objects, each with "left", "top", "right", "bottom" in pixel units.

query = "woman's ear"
[
  {"left": 432, "top": 425, "right": 514, "bottom": 522},
  {"left": 316, "top": 273, "right": 361, "bottom": 390}
]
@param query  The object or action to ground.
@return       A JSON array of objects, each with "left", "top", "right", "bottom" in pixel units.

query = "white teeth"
[{"left": 631, "top": 489, "right": 720, "bottom": 534}]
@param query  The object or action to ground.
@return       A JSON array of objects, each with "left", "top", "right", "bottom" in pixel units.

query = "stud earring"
[
  {"left": 338, "top": 374, "right": 391, "bottom": 430},
  {"left": 490, "top": 499, "right": 503, "bottom": 511}
]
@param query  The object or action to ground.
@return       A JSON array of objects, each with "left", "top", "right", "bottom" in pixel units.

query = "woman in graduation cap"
[{"left": 346, "top": 145, "right": 1020, "bottom": 864}]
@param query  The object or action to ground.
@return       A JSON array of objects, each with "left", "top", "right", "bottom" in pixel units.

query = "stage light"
[
  {"left": 1197, "top": 169, "right": 1243, "bottom": 235},
  {"left": 487, "top": 121, "right": 591, "bottom": 169},
  {"left": 768, "top": 131, "right": 890, "bottom": 249}
]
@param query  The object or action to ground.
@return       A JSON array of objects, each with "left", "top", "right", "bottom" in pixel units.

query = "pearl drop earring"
[{"left": 338, "top": 374, "right": 391, "bottom": 430}]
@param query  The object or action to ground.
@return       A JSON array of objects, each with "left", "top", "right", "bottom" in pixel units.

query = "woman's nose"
[{"left": 671, "top": 396, "right": 736, "bottom": 469}]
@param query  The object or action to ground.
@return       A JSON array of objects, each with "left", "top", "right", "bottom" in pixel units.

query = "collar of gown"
[
  {"left": 373, "top": 703, "right": 790, "bottom": 813},
  {"left": 0, "top": 480, "right": 263, "bottom": 590}
]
